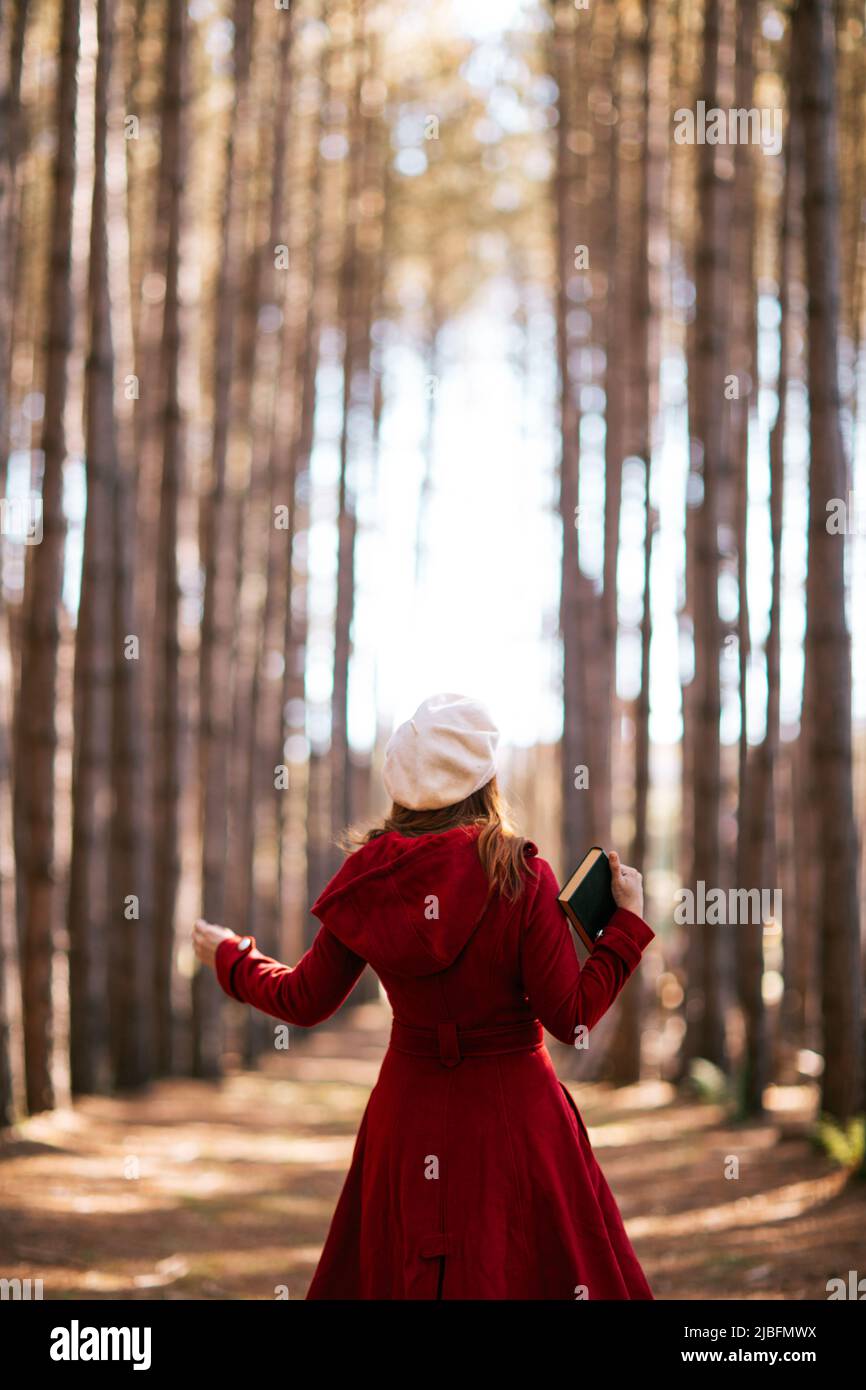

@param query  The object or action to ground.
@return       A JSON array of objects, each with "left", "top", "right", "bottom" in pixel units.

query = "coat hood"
[{"left": 311, "top": 824, "right": 537, "bottom": 977}]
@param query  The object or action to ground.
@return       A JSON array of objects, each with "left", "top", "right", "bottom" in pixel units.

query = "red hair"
[{"left": 339, "top": 775, "right": 535, "bottom": 901}]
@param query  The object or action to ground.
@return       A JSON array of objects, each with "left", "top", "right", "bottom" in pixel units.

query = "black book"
[{"left": 557, "top": 846, "right": 618, "bottom": 950}]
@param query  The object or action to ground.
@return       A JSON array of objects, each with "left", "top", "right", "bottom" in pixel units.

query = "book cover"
[{"left": 557, "top": 846, "right": 618, "bottom": 951}]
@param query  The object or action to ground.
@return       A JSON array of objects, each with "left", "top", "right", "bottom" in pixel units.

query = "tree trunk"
[
  {"left": 794, "top": 0, "right": 862, "bottom": 1123},
  {"left": 549, "top": 0, "right": 591, "bottom": 876},
  {"left": 110, "top": 0, "right": 152, "bottom": 1091},
  {"left": 299, "top": 1, "right": 339, "bottom": 941},
  {"left": 67, "top": 0, "right": 117, "bottom": 1097},
  {"left": 195, "top": 0, "right": 254, "bottom": 1077},
  {"left": 231, "top": 7, "right": 296, "bottom": 1061},
  {"left": 329, "top": 0, "right": 367, "bottom": 864},
  {"left": 150, "top": 0, "right": 187, "bottom": 1076},
  {"left": 610, "top": 0, "right": 656, "bottom": 1086},
  {"left": 0, "top": 0, "right": 29, "bottom": 1129},
  {"left": 0, "top": 0, "right": 28, "bottom": 488},
  {"left": 730, "top": 0, "right": 766, "bottom": 1116},
  {"left": 599, "top": 0, "right": 623, "bottom": 855},
  {"left": 14, "top": 0, "right": 80, "bottom": 1115},
  {"left": 684, "top": 0, "right": 729, "bottom": 1073}
]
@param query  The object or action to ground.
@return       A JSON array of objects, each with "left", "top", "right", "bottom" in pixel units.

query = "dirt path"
[{"left": 1, "top": 1003, "right": 863, "bottom": 1300}]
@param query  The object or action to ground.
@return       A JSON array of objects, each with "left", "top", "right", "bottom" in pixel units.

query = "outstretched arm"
[
  {"left": 194, "top": 919, "right": 367, "bottom": 1027},
  {"left": 519, "top": 852, "right": 655, "bottom": 1046}
]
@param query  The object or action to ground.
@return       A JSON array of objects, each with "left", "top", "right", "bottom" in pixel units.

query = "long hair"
[{"left": 339, "top": 776, "right": 536, "bottom": 902}]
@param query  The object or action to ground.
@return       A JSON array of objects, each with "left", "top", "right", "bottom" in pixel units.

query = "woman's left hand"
[{"left": 193, "top": 918, "right": 236, "bottom": 969}]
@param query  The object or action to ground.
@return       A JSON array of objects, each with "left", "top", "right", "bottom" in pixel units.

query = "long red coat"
[{"left": 215, "top": 823, "right": 656, "bottom": 1300}]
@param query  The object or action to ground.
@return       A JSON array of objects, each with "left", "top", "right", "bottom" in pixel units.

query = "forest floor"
[{"left": 1, "top": 999, "right": 864, "bottom": 1301}]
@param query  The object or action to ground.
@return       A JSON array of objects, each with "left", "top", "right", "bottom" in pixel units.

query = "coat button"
[{"left": 237, "top": 936, "right": 252, "bottom": 952}]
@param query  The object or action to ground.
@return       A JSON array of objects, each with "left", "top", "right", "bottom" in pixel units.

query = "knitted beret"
[{"left": 382, "top": 692, "right": 500, "bottom": 811}]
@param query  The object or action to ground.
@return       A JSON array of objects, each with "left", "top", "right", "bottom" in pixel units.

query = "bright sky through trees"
[{"left": 310, "top": 0, "right": 866, "bottom": 757}]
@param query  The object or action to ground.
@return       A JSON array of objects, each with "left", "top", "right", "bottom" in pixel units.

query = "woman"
[{"left": 193, "top": 692, "right": 655, "bottom": 1299}]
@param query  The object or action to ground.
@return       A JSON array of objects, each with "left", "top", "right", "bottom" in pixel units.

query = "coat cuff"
[
  {"left": 215, "top": 934, "right": 257, "bottom": 1001},
  {"left": 594, "top": 908, "right": 655, "bottom": 969}
]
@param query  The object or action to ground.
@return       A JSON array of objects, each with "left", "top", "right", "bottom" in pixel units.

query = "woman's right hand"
[
  {"left": 192, "top": 918, "right": 236, "bottom": 969},
  {"left": 608, "top": 850, "right": 644, "bottom": 917}
]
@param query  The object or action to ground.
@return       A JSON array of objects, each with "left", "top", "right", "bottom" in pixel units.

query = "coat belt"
[{"left": 389, "top": 1017, "right": 544, "bottom": 1068}]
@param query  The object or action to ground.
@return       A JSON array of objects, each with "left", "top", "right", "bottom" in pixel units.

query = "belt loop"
[{"left": 437, "top": 1021, "right": 461, "bottom": 1067}]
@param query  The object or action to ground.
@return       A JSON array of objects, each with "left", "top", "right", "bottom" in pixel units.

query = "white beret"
[{"left": 382, "top": 692, "right": 500, "bottom": 811}]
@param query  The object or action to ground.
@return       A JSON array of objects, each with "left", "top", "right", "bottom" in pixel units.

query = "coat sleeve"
[
  {"left": 214, "top": 925, "right": 367, "bottom": 1027},
  {"left": 519, "top": 856, "right": 655, "bottom": 1045}
]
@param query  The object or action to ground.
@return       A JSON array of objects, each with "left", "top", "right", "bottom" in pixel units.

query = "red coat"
[{"left": 215, "top": 823, "right": 655, "bottom": 1300}]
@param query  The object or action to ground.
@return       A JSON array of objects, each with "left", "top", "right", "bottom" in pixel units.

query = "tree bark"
[
  {"left": 67, "top": 0, "right": 117, "bottom": 1097},
  {"left": 611, "top": 0, "right": 656, "bottom": 1086},
  {"left": 0, "top": 0, "right": 29, "bottom": 1129},
  {"left": 549, "top": 0, "right": 591, "bottom": 876},
  {"left": 730, "top": 0, "right": 767, "bottom": 1116},
  {"left": 195, "top": 0, "right": 254, "bottom": 1077},
  {"left": 231, "top": 6, "right": 296, "bottom": 1061},
  {"left": 110, "top": 0, "right": 152, "bottom": 1091},
  {"left": 684, "top": 0, "right": 729, "bottom": 1073},
  {"left": 150, "top": 0, "right": 187, "bottom": 1075},
  {"left": 794, "top": 0, "right": 862, "bottom": 1122},
  {"left": 329, "top": 0, "right": 368, "bottom": 863},
  {"left": 14, "top": 0, "right": 80, "bottom": 1115}
]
